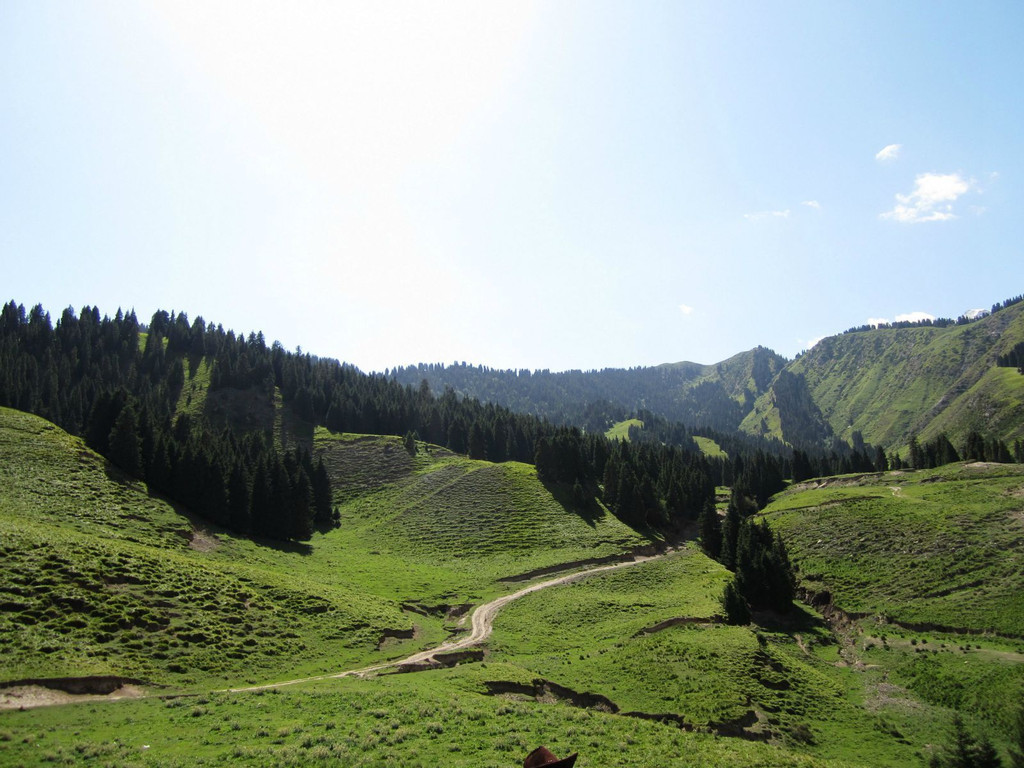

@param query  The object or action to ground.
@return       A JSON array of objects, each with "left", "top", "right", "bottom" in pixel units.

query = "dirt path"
[
  {"left": 3, "top": 548, "right": 680, "bottom": 709},
  {"left": 225, "top": 548, "right": 679, "bottom": 693}
]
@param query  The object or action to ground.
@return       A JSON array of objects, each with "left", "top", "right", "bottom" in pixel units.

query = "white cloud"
[
  {"left": 800, "top": 335, "right": 826, "bottom": 350},
  {"left": 964, "top": 308, "right": 988, "bottom": 320},
  {"left": 895, "top": 311, "right": 935, "bottom": 323},
  {"left": 875, "top": 144, "right": 902, "bottom": 162},
  {"left": 801, "top": 200, "right": 821, "bottom": 209},
  {"left": 743, "top": 209, "right": 790, "bottom": 221},
  {"left": 679, "top": 304, "right": 695, "bottom": 316},
  {"left": 880, "top": 172, "right": 974, "bottom": 223},
  {"left": 868, "top": 311, "right": 936, "bottom": 326}
]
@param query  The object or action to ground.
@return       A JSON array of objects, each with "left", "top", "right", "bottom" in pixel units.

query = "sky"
[{"left": 2, "top": 1, "right": 1022, "bottom": 373}]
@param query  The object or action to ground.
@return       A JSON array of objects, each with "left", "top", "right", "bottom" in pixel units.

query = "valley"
[{"left": 1, "top": 299, "right": 1023, "bottom": 766}]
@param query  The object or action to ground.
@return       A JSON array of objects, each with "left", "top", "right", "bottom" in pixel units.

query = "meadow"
[{"left": 3, "top": 400, "right": 1023, "bottom": 766}]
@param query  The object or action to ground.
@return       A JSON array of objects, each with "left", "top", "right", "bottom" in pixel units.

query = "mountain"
[
  {"left": 751, "top": 298, "right": 1024, "bottom": 450},
  {"left": 388, "top": 346, "right": 787, "bottom": 434},
  {"left": 390, "top": 296, "right": 1024, "bottom": 455},
  {"left": 2, "top": 297, "right": 1024, "bottom": 766}
]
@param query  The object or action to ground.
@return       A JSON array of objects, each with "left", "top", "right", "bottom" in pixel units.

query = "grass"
[
  {"left": 0, "top": 408, "right": 652, "bottom": 691},
  {"left": 765, "top": 463, "right": 1024, "bottom": 636},
  {"left": 482, "top": 546, "right": 956, "bottom": 766},
  {"left": 4, "top": 395, "right": 1023, "bottom": 766},
  {"left": 783, "top": 303, "right": 1024, "bottom": 448},
  {"left": 0, "top": 673, "right": 859, "bottom": 767},
  {"left": 605, "top": 419, "right": 643, "bottom": 441},
  {"left": 693, "top": 436, "right": 727, "bottom": 459},
  {"left": 0, "top": 408, "right": 415, "bottom": 689},
  {"left": 314, "top": 428, "right": 650, "bottom": 592},
  {"left": 763, "top": 463, "right": 1024, "bottom": 747}
]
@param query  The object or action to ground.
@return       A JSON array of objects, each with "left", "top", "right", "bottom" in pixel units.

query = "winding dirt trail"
[{"left": 225, "top": 548, "right": 678, "bottom": 694}]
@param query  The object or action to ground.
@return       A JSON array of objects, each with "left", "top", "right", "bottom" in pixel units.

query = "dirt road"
[{"left": 226, "top": 547, "right": 677, "bottom": 693}]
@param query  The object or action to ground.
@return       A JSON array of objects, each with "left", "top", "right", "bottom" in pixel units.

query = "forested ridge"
[
  {"left": 7, "top": 298, "right": 1021, "bottom": 625},
  {"left": 387, "top": 346, "right": 787, "bottom": 434},
  {"left": 389, "top": 295, "right": 1024, "bottom": 454},
  {"left": 0, "top": 300, "right": 773, "bottom": 544}
]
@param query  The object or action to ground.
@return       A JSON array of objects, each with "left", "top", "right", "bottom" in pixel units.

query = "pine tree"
[
  {"left": 107, "top": 402, "right": 142, "bottom": 477},
  {"left": 874, "top": 445, "right": 888, "bottom": 472},
  {"left": 721, "top": 579, "right": 750, "bottom": 625},
  {"left": 467, "top": 422, "right": 487, "bottom": 460},
  {"left": 311, "top": 458, "right": 333, "bottom": 528},
  {"left": 929, "top": 715, "right": 1004, "bottom": 768},
  {"left": 698, "top": 500, "right": 722, "bottom": 559},
  {"left": 288, "top": 466, "right": 313, "bottom": 541},
  {"left": 249, "top": 461, "right": 274, "bottom": 539},
  {"left": 228, "top": 464, "right": 251, "bottom": 534},
  {"left": 964, "top": 431, "right": 986, "bottom": 462},
  {"left": 909, "top": 434, "right": 925, "bottom": 469},
  {"left": 720, "top": 504, "right": 741, "bottom": 570}
]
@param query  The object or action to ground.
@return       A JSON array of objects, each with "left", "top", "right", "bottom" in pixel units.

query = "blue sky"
[{"left": 2, "top": 1, "right": 1021, "bottom": 372}]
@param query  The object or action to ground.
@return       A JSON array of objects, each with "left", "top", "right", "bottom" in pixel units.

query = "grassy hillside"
[
  {"left": 4, "top": 376, "right": 1023, "bottom": 765},
  {"left": 0, "top": 408, "right": 410, "bottom": 688},
  {"left": 693, "top": 435, "right": 728, "bottom": 459},
  {"left": 0, "top": 407, "right": 652, "bottom": 691},
  {"left": 605, "top": 418, "right": 644, "bottom": 441},
  {"left": 485, "top": 547, "right": 953, "bottom": 766},
  {"left": 766, "top": 463, "right": 1024, "bottom": 636},
  {"left": 0, "top": 672, "right": 859, "bottom": 768},
  {"left": 774, "top": 303, "right": 1024, "bottom": 449},
  {"left": 764, "top": 463, "right": 1024, "bottom": 737}
]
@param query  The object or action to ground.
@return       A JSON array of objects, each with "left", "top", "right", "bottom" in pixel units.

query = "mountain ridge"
[{"left": 389, "top": 297, "right": 1024, "bottom": 452}]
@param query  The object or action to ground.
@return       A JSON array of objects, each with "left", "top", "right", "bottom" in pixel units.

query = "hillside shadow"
[
  {"left": 253, "top": 537, "right": 314, "bottom": 556},
  {"left": 752, "top": 604, "right": 830, "bottom": 636},
  {"left": 103, "top": 463, "right": 139, "bottom": 486},
  {"left": 187, "top": 352, "right": 203, "bottom": 379},
  {"left": 540, "top": 479, "right": 604, "bottom": 528}
]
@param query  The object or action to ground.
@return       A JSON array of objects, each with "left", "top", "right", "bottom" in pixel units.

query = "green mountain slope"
[
  {"left": 3, "top": 411, "right": 1021, "bottom": 764},
  {"left": 0, "top": 408, "right": 407, "bottom": 687},
  {"left": 764, "top": 463, "right": 1024, "bottom": 736},
  {"left": 0, "top": 406, "right": 652, "bottom": 690},
  {"left": 388, "top": 346, "right": 787, "bottom": 432},
  {"left": 391, "top": 300, "right": 1024, "bottom": 455},
  {"left": 765, "top": 303, "right": 1024, "bottom": 449}
]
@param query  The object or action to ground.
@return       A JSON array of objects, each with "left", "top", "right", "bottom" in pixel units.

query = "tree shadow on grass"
[
  {"left": 752, "top": 603, "right": 830, "bottom": 636},
  {"left": 540, "top": 479, "right": 605, "bottom": 529},
  {"left": 252, "top": 536, "right": 314, "bottom": 556}
]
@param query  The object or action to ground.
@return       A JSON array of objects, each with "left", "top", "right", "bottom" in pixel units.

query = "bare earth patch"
[
  {"left": 0, "top": 684, "right": 145, "bottom": 711},
  {"left": 865, "top": 681, "right": 922, "bottom": 713},
  {"left": 188, "top": 527, "right": 219, "bottom": 552}
]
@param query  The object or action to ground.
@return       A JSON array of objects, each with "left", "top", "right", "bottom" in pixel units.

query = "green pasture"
[
  {"left": 765, "top": 463, "right": 1024, "bottom": 636},
  {"left": 0, "top": 672, "right": 863, "bottom": 768},
  {"left": 604, "top": 419, "right": 643, "bottom": 441},
  {"left": 692, "top": 435, "right": 727, "bottom": 459}
]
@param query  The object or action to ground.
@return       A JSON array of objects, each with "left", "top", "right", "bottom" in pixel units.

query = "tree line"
[
  {"left": 841, "top": 293, "right": 1024, "bottom": 338},
  {"left": 0, "top": 302, "right": 331, "bottom": 541},
  {"left": 996, "top": 341, "right": 1024, "bottom": 374},
  {"left": 905, "top": 432, "right": 1024, "bottom": 470},
  {"left": 386, "top": 346, "right": 787, "bottom": 435},
  {"left": 0, "top": 300, "right": 733, "bottom": 540}
]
